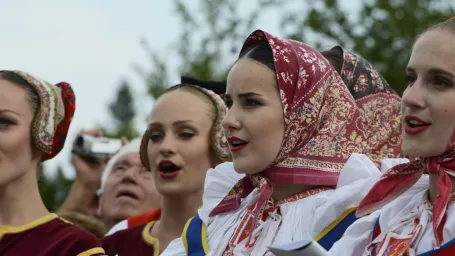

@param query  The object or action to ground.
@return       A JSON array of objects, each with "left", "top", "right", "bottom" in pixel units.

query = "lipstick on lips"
[
  {"left": 404, "top": 115, "right": 431, "bottom": 135},
  {"left": 228, "top": 136, "right": 248, "bottom": 152},
  {"left": 158, "top": 160, "right": 181, "bottom": 179}
]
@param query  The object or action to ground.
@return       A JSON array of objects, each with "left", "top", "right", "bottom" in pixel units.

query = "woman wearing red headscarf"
[
  {"left": 0, "top": 71, "right": 105, "bottom": 255},
  {"left": 330, "top": 18, "right": 455, "bottom": 256},
  {"left": 162, "top": 30, "right": 402, "bottom": 256}
]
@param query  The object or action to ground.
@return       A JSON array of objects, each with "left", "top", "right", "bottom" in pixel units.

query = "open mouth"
[
  {"left": 404, "top": 116, "right": 431, "bottom": 135},
  {"left": 116, "top": 190, "right": 139, "bottom": 200},
  {"left": 158, "top": 160, "right": 181, "bottom": 173},
  {"left": 228, "top": 137, "right": 248, "bottom": 152}
]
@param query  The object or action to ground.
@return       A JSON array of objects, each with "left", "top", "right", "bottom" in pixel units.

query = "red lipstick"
[
  {"left": 158, "top": 160, "right": 181, "bottom": 179},
  {"left": 228, "top": 136, "right": 248, "bottom": 152},
  {"left": 404, "top": 115, "right": 431, "bottom": 135}
]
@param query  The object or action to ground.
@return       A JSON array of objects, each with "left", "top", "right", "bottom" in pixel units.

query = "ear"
[{"left": 30, "top": 138, "right": 44, "bottom": 168}]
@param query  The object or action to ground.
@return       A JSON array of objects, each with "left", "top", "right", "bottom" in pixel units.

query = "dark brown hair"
[
  {"left": 239, "top": 40, "right": 276, "bottom": 73},
  {"left": 320, "top": 47, "right": 344, "bottom": 75},
  {"left": 0, "top": 71, "right": 40, "bottom": 113}
]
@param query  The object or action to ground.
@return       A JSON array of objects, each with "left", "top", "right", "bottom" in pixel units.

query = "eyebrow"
[
  {"left": 224, "top": 92, "right": 262, "bottom": 99},
  {"left": 0, "top": 109, "right": 20, "bottom": 116},
  {"left": 113, "top": 159, "right": 130, "bottom": 167},
  {"left": 406, "top": 67, "right": 455, "bottom": 78},
  {"left": 148, "top": 119, "right": 196, "bottom": 128}
]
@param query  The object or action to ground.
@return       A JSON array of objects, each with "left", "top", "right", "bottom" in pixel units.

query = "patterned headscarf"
[
  {"left": 336, "top": 46, "right": 402, "bottom": 162},
  {"left": 211, "top": 30, "right": 401, "bottom": 228},
  {"left": 140, "top": 84, "right": 231, "bottom": 169},
  {"left": 357, "top": 18, "right": 455, "bottom": 248},
  {"left": 0, "top": 70, "right": 75, "bottom": 161}
]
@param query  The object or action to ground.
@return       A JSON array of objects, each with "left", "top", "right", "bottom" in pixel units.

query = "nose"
[
  {"left": 222, "top": 107, "right": 241, "bottom": 135},
  {"left": 120, "top": 165, "right": 141, "bottom": 184},
  {"left": 159, "top": 134, "right": 176, "bottom": 156},
  {"left": 402, "top": 82, "right": 426, "bottom": 110}
]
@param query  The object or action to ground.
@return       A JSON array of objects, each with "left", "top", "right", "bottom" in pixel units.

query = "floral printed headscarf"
[
  {"left": 211, "top": 31, "right": 401, "bottom": 231},
  {"left": 336, "top": 46, "right": 402, "bottom": 162}
]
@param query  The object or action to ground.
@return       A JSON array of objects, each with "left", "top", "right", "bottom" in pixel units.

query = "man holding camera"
[{"left": 58, "top": 130, "right": 161, "bottom": 237}]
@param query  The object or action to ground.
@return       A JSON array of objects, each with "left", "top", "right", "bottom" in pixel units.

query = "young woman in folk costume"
[
  {"left": 103, "top": 77, "right": 228, "bottom": 237},
  {"left": 101, "top": 83, "right": 231, "bottom": 255},
  {"left": 0, "top": 71, "right": 105, "bottom": 255},
  {"left": 162, "top": 30, "right": 402, "bottom": 256},
  {"left": 329, "top": 18, "right": 455, "bottom": 256}
]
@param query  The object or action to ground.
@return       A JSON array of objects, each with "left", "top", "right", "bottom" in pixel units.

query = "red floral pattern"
[
  {"left": 358, "top": 134, "right": 455, "bottom": 247},
  {"left": 338, "top": 47, "right": 402, "bottom": 163},
  {"left": 223, "top": 188, "right": 333, "bottom": 255}
]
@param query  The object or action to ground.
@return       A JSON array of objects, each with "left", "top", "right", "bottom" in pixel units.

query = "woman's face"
[
  {"left": 146, "top": 90, "right": 218, "bottom": 196},
  {"left": 0, "top": 79, "right": 39, "bottom": 188},
  {"left": 223, "top": 58, "right": 285, "bottom": 174},
  {"left": 402, "top": 30, "right": 455, "bottom": 157}
]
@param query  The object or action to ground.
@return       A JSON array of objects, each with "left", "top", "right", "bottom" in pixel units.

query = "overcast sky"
[{"left": 0, "top": 0, "right": 360, "bottom": 177}]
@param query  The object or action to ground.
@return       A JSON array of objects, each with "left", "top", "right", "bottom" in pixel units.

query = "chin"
[
  {"left": 157, "top": 184, "right": 185, "bottom": 196},
  {"left": 233, "top": 161, "right": 263, "bottom": 175},
  {"left": 401, "top": 143, "right": 445, "bottom": 158}
]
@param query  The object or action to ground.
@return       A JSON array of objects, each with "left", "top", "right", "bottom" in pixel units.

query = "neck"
[
  {"left": 152, "top": 188, "right": 203, "bottom": 252},
  {"left": 0, "top": 169, "right": 49, "bottom": 226},
  {"left": 158, "top": 190, "right": 202, "bottom": 234},
  {"left": 271, "top": 183, "right": 322, "bottom": 201},
  {"left": 429, "top": 173, "right": 455, "bottom": 204}
]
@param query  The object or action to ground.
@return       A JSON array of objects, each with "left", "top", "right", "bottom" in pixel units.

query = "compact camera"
[{"left": 72, "top": 134, "right": 123, "bottom": 163}]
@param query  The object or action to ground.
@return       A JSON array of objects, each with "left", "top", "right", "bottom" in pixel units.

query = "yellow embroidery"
[
  {"left": 0, "top": 213, "right": 58, "bottom": 240},
  {"left": 76, "top": 247, "right": 105, "bottom": 256},
  {"left": 142, "top": 221, "right": 159, "bottom": 256}
]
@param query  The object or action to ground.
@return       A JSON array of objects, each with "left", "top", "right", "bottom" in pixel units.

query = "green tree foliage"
[
  {"left": 140, "top": 0, "right": 454, "bottom": 97},
  {"left": 137, "top": 0, "right": 277, "bottom": 99},
  {"left": 101, "top": 79, "right": 139, "bottom": 140},
  {"left": 38, "top": 165, "right": 72, "bottom": 211},
  {"left": 279, "top": 0, "right": 455, "bottom": 94}
]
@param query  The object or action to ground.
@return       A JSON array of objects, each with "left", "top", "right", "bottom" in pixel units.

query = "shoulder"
[
  {"left": 102, "top": 223, "right": 152, "bottom": 255},
  {"left": 104, "top": 219, "right": 128, "bottom": 236},
  {"left": 48, "top": 218, "right": 105, "bottom": 255},
  {"left": 377, "top": 175, "right": 429, "bottom": 227},
  {"left": 198, "top": 162, "right": 245, "bottom": 223},
  {"left": 102, "top": 223, "right": 145, "bottom": 244}
]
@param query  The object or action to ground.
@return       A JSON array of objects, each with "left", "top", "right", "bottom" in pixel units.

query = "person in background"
[
  {"left": 101, "top": 83, "right": 231, "bottom": 255},
  {"left": 162, "top": 30, "right": 401, "bottom": 255},
  {"left": 58, "top": 129, "right": 111, "bottom": 219},
  {"left": 58, "top": 129, "right": 111, "bottom": 238},
  {"left": 0, "top": 70, "right": 104, "bottom": 255},
  {"left": 58, "top": 131, "right": 162, "bottom": 237},
  {"left": 98, "top": 137, "right": 161, "bottom": 235},
  {"left": 330, "top": 17, "right": 455, "bottom": 256}
]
